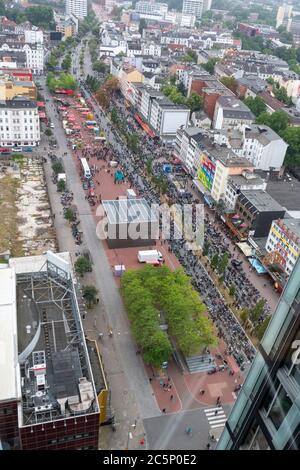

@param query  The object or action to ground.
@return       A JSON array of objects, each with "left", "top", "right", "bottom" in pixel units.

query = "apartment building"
[
  {"left": 241, "top": 124, "right": 288, "bottom": 172},
  {"left": 265, "top": 218, "right": 300, "bottom": 276},
  {"left": 0, "top": 43, "right": 44, "bottom": 74},
  {"left": 0, "top": 75, "right": 37, "bottom": 100},
  {"left": 182, "top": 0, "right": 203, "bottom": 19},
  {"left": 224, "top": 172, "right": 267, "bottom": 211},
  {"left": 149, "top": 98, "right": 189, "bottom": 137},
  {"left": 213, "top": 96, "right": 255, "bottom": 131},
  {"left": 65, "top": 0, "right": 87, "bottom": 20},
  {"left": 0, "top": 97, "right": 40, "bottom": 148}
]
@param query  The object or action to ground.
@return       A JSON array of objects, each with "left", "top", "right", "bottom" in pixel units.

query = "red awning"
[
  {"left": 37, "top": 101, "right": 45, "bottom": 108},
  {"left": 134, "top": 113, "right": 156, "bottom": 138}
]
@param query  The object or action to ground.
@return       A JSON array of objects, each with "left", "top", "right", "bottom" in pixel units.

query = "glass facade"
[{"left": 217, "top": 257, "right": 300, "bottom": 450}]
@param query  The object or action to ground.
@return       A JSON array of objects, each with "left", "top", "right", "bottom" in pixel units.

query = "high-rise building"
[
  {"left": 276, "top": 3, "right": 293, "bottom": 29},
  {"left": 217, "top": 256, "right": 300, "bottom": 450},
  {"left": 202, "top": 0, "right": 212, "bottom": 14},
  {"left": 182, "top": 0, "right": 203, "bottom": 19},
  {"left": 65, "top": 0, "right": 88, "bottom": 20}
]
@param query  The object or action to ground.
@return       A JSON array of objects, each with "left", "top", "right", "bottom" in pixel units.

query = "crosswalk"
[{"left": 204, "top": 406, "right": 227, "bottom": 430}]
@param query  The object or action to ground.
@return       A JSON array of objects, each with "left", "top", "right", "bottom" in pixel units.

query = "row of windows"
[{"left": 48, "top": 433, "right": 92, "bottom": 445}]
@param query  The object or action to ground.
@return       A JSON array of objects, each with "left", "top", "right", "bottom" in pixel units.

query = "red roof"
[{"left": 258, "top": 91, "right": 284, "bottom": 111}]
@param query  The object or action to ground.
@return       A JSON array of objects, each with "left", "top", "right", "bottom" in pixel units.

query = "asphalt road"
[{"left": 40, "top": 77, "right": 161, "bottom": 450}]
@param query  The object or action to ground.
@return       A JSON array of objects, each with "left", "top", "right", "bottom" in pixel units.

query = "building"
[
  {"left": 0, "top": 43, "right": 44, "bottom": 74},
  {"left": 213, "top": 96, "right": 255, "bottom": 131},
  {"left": 241, "top": 124, "right": 288, "bottom": 172},
  {"left": 211, "top": 155, "right": 254, "bottom": 203},
  {"left": 0, "top": 74, "right": 37, "bottom": 100},
  {"left": 236, "top": 190, "right": 286, "bottom": 238},
  {"left": 224, "top": 172, "right": 267, "bottom": 211},
  {"left": 182, "top": 0, "right": 203, "bottom": 19},
  {"left": 102, "top": 198, "right": 158, "bottom": 248},
  {"left": 202, "top": 0, "right": 212, "bottom": 13},
  {"left": 111, "top": 61, "right": 144, "bottom": 102},
  {"left": 191, "top": 109, "right": 211, "bottom": 129},
  {"left": 0, "top": 252, "right": 103, "bottom": 450},
  {"left": 55, "top": 13, "right": 79, "bottom": 39},
  {"left": 265, "top": 218, "right": 300, "bottom": 276},
  {"left": 276, "top": 3, "right": 293, "bottom": 29},
  {"left": 135, "top": 1, "right": 168, "bottom": 16},
  {"left": 217, "top": 254, "right": 300, "bottom": 450},
  {"left": 238, "top": 23, "right": 259, "bottom": 37},
  {"left": 24, "top": 28, "right": 43, "bottom": 45},
  {"left": 0, "top": 97, "right": 40, "bottom": 148},
  {"left": 149, "top": 98, "right": 189, "bottom": 137},
  {"left": 65, "top": 0, "right": 88, "bottom": 20}
]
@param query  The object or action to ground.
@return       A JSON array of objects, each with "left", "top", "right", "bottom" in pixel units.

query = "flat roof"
[
  {"left": 102, "top": 198, "right": 158, "bottom": 224},
  {"left": 0, "top": 267, "right": 20, "bottom": 402},
  {"left": 267, "top": 177, "right": 300, "bottom": 211},
  {"left": 239, "top": 190, "right": 285, "bottom": 212}
]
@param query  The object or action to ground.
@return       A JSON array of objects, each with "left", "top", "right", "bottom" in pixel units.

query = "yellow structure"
[
  {"left": 0, "top": 76, "right": 37, "bottom": 100},
  {"left": 86, "top": 338, "right": 109, "bottom": 425},
  {"left": 119, "top": 65, "right": 144, "bottom": 102}
]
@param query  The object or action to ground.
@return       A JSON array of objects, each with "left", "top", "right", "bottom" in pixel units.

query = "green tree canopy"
[
  {"left": 186, "top": 92, "right": 203, "bottom": 113},
  {"left": 243, "top": 96, "right": 267, "bottom": 117},
  {"left": 256, "top": 110, "right": 289, "bottom": 134},
  {"left": 220, "top": 76, "right": 238, "bottom": 94},
  {"left": 75, "top": 256, "right": 92, "bottom": 276},
  {"left": 202, "top": 58, "right": 219, "bottom": 75}
]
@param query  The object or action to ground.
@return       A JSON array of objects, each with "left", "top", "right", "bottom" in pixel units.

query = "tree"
[
  {"left": 75, "top": 256, "right": 92, "bottom": 276},
  {"left": 93, "top": 60, "right": 106, "bottom": 74},
  {"left": 250, "top": 299, "right": 265, "bottom": 324},
  {"left": 177, "top": 81, "right": 187, "bottom": 96},
  {"left": 229, "top": 285, "right": 236, "bottom": 297},
  {"left": 280, "top": 126, "right": 300, "bottom": 167},
  {"left": 139, "top": 18, "right": 147, "bottom": 35},
  {"left": 211, "top": 254, "right": 219, "bottom": 271},
  {"left": 273, "top": 85, "right": 293, "bottom": 106},
  {"left": 244, "top": 96, "right": 267, "bottom": 117},
  {"left": 202, "top": 58, "right": 219, "bottom": 75},
  {"left": 95, "top": 89, "right": 109, "bottom": 109},
  {"left": 256, "top": 110, "right": 289, "bottom": 134},
  {"left": 240, "top": 309, "right": 249, "bottom": 326},
  {"left": 220, "top": 77, "right": 238, "bottom": 94},
  {"left": 218, "top": 252, "right": 229, "bottom": 275},
  {"left": 82, "top": 285, "right": 99, "bottom": 308},
  {"left": 111, "top": 5, "right": 123, "bottom": 21},
  {"left": 64, "top": 208, "right": 75, "bottom": 223},
  {"left": 57, "top": 179, "right": 66, "bottom": 192},
  {"left": 45, "top": 128, "right": 52, "bottom": 137},
  {"left": 111, "top": 107, "right": 119, "bottom": 125},
  {"left": 202, "top": 240, "right": 210, "bottom": 257},
  {"left": 52, "top": 161, "right": 63, "bottom": 174},
  {"left": 186, "top": 92, "right": 204, "bottom": 113},
  {"left": 255, "top": 316, "right": 271, "bottom": 341},
  {"left": 24, "top": 6, "right": 55, "bottom": 29},
  {"left": 127, "top": 133, "right": 140, "bottom": 153}
]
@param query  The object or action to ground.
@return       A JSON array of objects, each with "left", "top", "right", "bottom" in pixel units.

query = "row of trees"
[
  {"left": 121, "top": 266, "right": 217, "bottom": 367},
  {"left": 0, "top": 2, "right": 56, "bottom": 29},
  {"left": 47, "top": 72, "right": 77, "bottom": 91}
]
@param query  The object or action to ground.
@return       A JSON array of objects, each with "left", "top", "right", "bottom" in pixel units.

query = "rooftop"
[
  {"left": 217, "top": 95, "right": 255, "bottom": 120},
  {"left": 267, "top": 176, "right": 300, "bottom": 211},
  {"left": 239, "top": 190, "right": 285, "bottom": 213},
  {"left": 244, "top": 124, "right": 283, "bottom": 145},
  {"left": 7, "top": 252, "right": 99, "bottom": 426},
  {"left": 0, "top": 267, "right": 20, "bottom": 402},
  {"left": 102, "top": 198, "right": 158, "bottom": 225},
  {"left": 0, "top": 97, "right": 37, "bottom": 108}
]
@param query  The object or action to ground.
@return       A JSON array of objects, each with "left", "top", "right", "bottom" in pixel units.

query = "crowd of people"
[{"left": 78, "top": 85, "right": 258, "bottom": 369}]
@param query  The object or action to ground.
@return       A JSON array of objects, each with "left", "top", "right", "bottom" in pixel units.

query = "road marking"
[{"left": 204, "top": 406, "right": 227, "bottom": 430}]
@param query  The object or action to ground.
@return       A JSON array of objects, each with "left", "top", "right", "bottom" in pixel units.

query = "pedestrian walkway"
[
  {"left": 204, "top": 406, "right": 227, "bottom": 430},
  {"left": 186, "top": 355, "right": 216, "bottom": 374}
]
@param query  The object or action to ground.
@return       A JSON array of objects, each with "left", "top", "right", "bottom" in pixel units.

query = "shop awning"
[
  {"left": 236, "top": 242, "right": 253, "bottom": 257},
  {"left": 134, "top": 113, "right": 156, "bottom": 138},
  {"left": 249, "top": 257, "right": 267, "bottom": 274},
  {"left": 37, "top": 101, "right": 45, "bottom": 108}
]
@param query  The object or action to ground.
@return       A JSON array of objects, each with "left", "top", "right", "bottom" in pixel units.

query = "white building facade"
[
  {"left": 0, "top": 98, "right": 40, "bottom": 148},
  {"left": 182, "top": 0, "right": 203, "bottom": 19},
  {"left": 65, "top": 0, "right": 88, "bottom": 20}
]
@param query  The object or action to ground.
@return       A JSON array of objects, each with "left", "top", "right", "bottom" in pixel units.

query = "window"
[{"left": 266, "top": 385, "right": 293, "bottom": 430}]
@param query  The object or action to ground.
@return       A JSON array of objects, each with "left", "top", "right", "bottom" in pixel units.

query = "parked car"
[
  {"left": 82, "top": 181, "right": 88, "bottom": 190},
  {"left": 89, "top": 180, "right": 95, "bottom": 188}
]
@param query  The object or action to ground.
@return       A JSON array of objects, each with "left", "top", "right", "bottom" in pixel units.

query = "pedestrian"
[
  {"left": 159, "top": 379, "right": 164, "bottom": 387},
  {"left": 214, "top": 410, "right": 218, "bottom": 415},
  {"left": 162, "top": 408, "right": 166, "bottom": 413},
  {"left": 149, "top": 377, "right": 152, "bottom": 383},
  {"left": 206, "top": 443, "right": 211, "bottom": 450},
  {"left": 170, "top": 394, "right": 174, "bottom": 401}
]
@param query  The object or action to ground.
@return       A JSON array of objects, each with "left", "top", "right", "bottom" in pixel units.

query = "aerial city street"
[{"left": 0, "top": 0, "right": 300, "bottom": 453}]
